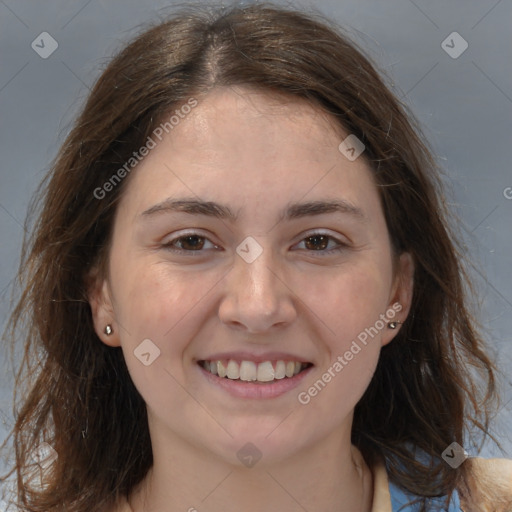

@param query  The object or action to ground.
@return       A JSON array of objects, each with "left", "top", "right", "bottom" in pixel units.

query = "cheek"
[
  {"left": 112, "top": 260, "right": 204, "bottom": 336},
  {"left": 296, "top": 267, "right": 388, "bottom": 424},
  {"left": 109, "top": 258, "right": 223, "bottom": 390},
  {"left": 300, "top": 348, "right": 379, "bottom": 430},
  {"left": 109, "top": 260, "right": 213, "bottom": 409},
  {"left": 294, "top": 260, "right": 391, "bottom": 408},
  {"left": 299, "top": 259, "right": 393, "bottom": 343}
]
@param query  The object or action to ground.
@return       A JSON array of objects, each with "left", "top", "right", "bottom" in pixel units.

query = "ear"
[
  {"left": 87, "top": 270, "right": 121, "bottom": 348},
  {"left": 381, "top": 252, "right": 414, "bottom": 347}
]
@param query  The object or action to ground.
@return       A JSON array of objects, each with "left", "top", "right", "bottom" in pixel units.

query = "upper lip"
[{"left": 197, "top": 351, "right": 314, "bottom": 364}]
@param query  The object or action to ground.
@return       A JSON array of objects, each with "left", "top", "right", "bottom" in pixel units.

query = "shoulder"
[
  {"left": 375, "top": 449, "right": 512, "bottom": 512},
  {"left": 458, "top": 457, "right": 512, "bottom": 512}
]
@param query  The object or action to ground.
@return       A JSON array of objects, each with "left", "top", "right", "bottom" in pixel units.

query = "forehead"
[
  {"left": 116, "top": 86, "right": 380, "bottom": 222},
  {"left": 172, "top": 86, "right": 346, "bottom": 157}
]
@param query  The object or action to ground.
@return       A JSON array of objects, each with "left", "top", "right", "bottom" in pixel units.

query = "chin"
[{"left": 206, "top": 422, "right": 309, "bottom": 468}]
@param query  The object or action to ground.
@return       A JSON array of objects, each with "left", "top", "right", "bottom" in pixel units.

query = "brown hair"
[{"left": 1, "top": 3, "right": 498, "bottom": 511}]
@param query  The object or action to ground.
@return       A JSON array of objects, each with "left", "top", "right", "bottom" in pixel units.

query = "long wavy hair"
[{"left": 1, "top": 3, "right": 497, "bottom": 511}]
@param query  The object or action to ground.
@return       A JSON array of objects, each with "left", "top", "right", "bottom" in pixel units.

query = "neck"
[{"left": 128, "top": 426, "right": 373, "bottom": 512}]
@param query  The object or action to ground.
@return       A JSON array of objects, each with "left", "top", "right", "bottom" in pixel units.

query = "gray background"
[{"left": 0, "top": 0, "right": 511, "bottom": 480}]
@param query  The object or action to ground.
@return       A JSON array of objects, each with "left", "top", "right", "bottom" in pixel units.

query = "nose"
[{"left": 218, "top": 247, "right": 297, "bottom": 334}]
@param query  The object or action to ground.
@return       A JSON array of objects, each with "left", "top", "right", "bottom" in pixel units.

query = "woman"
[{"left": 1, "top": 3, "right": 511, "bottom": 511}]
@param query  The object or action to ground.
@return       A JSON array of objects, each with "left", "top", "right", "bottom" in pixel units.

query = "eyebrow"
[{"left": 140, "top": 197, "right": 366, "bottom": 222}]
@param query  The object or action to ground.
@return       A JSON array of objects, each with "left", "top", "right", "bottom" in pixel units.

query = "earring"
[
  {"left": 104, "top": 324, "right": 113, "bottom": 336},
  {"left": 388, "top": 321, "right": 401, "bottom": 329}
]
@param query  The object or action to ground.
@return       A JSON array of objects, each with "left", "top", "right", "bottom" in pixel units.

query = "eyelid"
[{"left": 298, "top": 229, "right": 350, "bottom": 243}]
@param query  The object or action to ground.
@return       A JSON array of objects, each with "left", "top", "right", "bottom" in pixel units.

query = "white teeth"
[
  {"left": 217, "top": 360, "right": 227, "bottom": 378},
  {"left": 226, "top": 360, "right": 239, "bottom": 379},
  {"left": 239, "top": 361, "right": 257, "bottom": 381},
  {"left": 275, "top": 360, "right": 286, "bottom": 379},
  {"left": 257, "top": 361, "right": 275, "bottom": 382},
  {"left": 203, "top": 359, "right": 309, "bottom": 382}
]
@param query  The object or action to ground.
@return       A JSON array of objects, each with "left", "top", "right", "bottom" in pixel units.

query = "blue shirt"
[
  {"left": 384, "top": 446, "right": 463, "bottom": 511},
  {"left": 388, "top": 479, "right": 462, "bottom": 511}
]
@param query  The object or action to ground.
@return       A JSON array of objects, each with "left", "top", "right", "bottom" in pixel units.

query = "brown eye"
[
  {"left": 304, "top": 234, "right": 330, "bottom": 251},
  {"left": 293, "top": 232, "right": 348, "bottom": 256},
  {"left": 162, "top": 233, "right": 218, "bottom": 253},
  {"left": 177, "top": 235, "right": 206, "bottom": 251}
]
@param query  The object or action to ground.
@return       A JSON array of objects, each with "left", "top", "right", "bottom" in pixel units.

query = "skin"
[{"left": 89, "top": 86, "right": 414, "bottom": 512}]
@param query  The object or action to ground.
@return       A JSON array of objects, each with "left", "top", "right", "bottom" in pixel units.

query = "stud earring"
[
  {"left": 388, "top": 321, "right": 401, "bottom": 329},
  {"left": 104, "top": 324, "right": 113, "bottom": 336}
]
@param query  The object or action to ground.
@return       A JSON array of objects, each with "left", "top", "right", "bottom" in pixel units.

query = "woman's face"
[{"left": 90, "top": 86, "right": 413, "bottom": 467}]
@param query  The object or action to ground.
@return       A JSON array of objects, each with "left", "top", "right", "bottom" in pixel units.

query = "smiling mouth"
[{"left": 198, "top": 360, "right": 313, "bottom": 383}]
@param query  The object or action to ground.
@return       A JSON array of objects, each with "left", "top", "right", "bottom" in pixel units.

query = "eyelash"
[{"left": 161, "top": 231, "right": 348, "bottom": 256}]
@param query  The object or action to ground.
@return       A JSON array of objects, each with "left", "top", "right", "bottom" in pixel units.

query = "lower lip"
[{"left": 198, "top": 364, "right": 313, "bottom": 399}]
